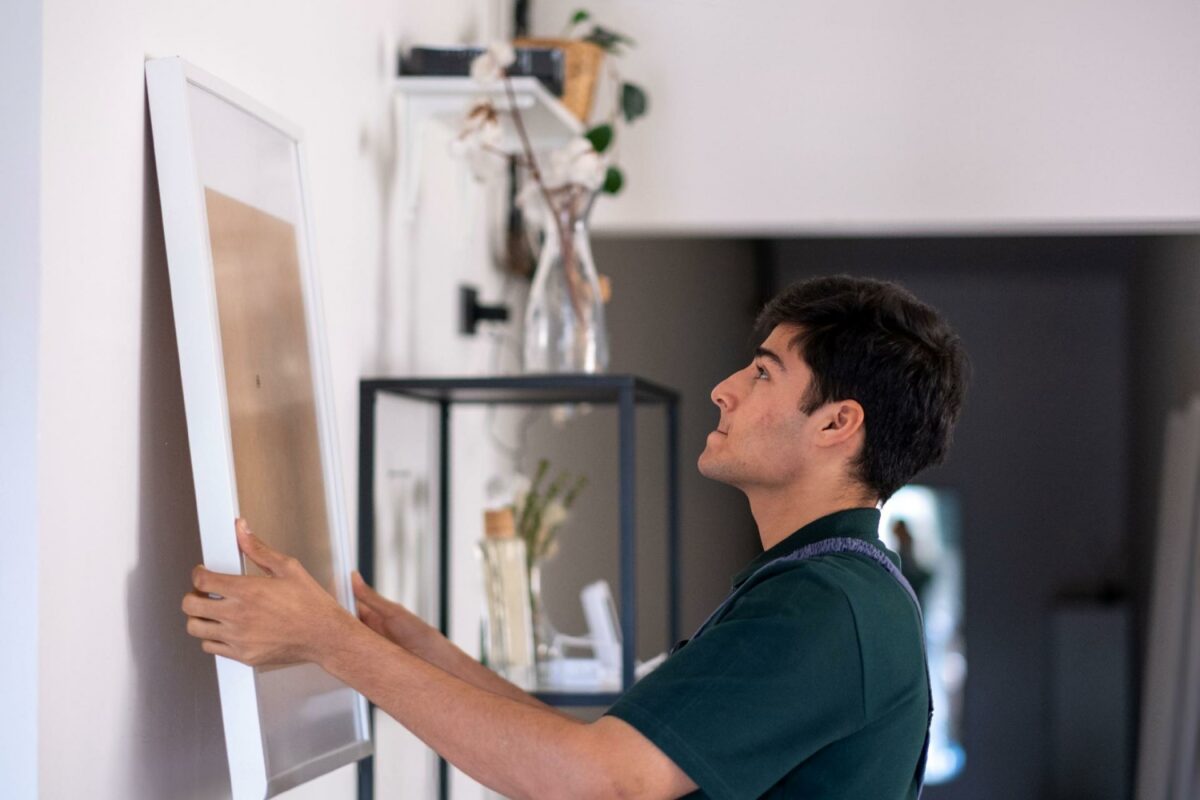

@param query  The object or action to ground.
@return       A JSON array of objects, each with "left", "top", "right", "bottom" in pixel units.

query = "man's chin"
[{"left": 697, "top": 452, "right": 734, "bottom": 486}]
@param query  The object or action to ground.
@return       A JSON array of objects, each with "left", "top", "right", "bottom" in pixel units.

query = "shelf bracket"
[{"left": 393, "top": 76, "right": 584, "bottom": 219}]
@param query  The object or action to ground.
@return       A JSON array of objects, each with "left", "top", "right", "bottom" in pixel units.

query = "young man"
[{"left": 183, "top": 275, "right": 969, "bottom": 799}]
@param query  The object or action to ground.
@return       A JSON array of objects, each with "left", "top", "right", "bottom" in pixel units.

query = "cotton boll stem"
[{"left": 502, "top": 76, "right": 587, "bottom": 322}]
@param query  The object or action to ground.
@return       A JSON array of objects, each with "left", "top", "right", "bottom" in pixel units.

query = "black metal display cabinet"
[{"left": 355, "top": 374, "right": 682, "bottom": 800}]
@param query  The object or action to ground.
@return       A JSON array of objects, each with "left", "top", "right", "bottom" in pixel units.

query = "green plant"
[
  {"left": 459, "top": 12, "right": 651, "bottom": 282},
  {"left": 565, "top": 8, "right": 649, "bottom": 197},
  {"left": 513, "top": 458, "right": 588, "bottom": 572}
]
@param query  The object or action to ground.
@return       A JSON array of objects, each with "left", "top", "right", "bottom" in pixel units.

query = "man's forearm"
[
  {"left": 404, "top": 624, "right": 571, "bottom": 718},
  {"left": 321, "top": 626, "right": 611, "bottom": 799}
]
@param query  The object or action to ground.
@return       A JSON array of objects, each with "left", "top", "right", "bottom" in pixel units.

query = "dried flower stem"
[
  {"left": 481, "top": 143, "right": 532, "bottom": 168},
  {"left": 501, "top": 76, "right": 587, "bottom": 323}
]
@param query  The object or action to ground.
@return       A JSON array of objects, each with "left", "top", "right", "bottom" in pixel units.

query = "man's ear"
[{"left": 817, "top": 400, "right": 865, "bottom": 446}]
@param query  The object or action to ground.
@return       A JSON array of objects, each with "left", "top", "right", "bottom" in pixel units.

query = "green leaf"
[
  {"left": 620, "top": 82, "right": 648, "bottom": 123},
  {"left": 602, "top": 166, "right": 624, "bottom": 194},
  {"left": 563, "top": 475, "right": 588, "bottom": 507},
  {"left": 583, "top": 25, "right": 635, "bottom": 52},
  {"left": 570, "top": 9, "right": 590, "bottom": 25},
  {"left": 533, "top": 458, "right": 549, "bottom": 488},
  {"left": 585, "top": 123, "right": 614, "bottom": 153}
]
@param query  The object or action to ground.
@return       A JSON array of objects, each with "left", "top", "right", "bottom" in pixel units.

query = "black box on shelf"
[{"left": 399, "top": 46, "right": 565, "bottom": 97}]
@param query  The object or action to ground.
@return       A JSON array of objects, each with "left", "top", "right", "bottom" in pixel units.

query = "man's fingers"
[
  {"left": 200, "top": 639, "right": 236, "bottom": 659},
  {"left": 351, "top": 571, "right": 382, "bottom": 609},
  {"left": 186, "top": 617, "right": 224, "bottom": 641},
  {"left": 182, "top": 591, "right": 225, "bottom": 621},
  {"left": 235, "top": 518, "right": 292, "bottom": 575},
  {"left": 357, "top": 605, "right": 376, "bottom": 631},
  {"left": 358, "top": 602, "right": 382, "bottom": 629},
  {"left": 192, "top": 565, "right": 237, "bottom": 596}
]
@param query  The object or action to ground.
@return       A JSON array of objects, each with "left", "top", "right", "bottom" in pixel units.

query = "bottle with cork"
[{"left": 477, "top": 507, "right": 536, "bottom": 689}]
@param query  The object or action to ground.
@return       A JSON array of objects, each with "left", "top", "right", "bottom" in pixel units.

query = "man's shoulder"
[
  {"left": 730, "top": 548, "right": 927, "bottom": 711},
  {"left": 737, "top": 544, "right": 909, "bottom": 614},
  {"left": 718, "top": 559, "right": 864, "bottom": 659}
]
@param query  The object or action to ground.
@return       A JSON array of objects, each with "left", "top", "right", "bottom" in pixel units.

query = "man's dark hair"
[{"left": 754, "top": 275, "right": 969, "bottom": 503}]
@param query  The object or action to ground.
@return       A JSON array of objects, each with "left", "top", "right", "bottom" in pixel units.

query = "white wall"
[
  {"left": 1, "top": 0, "right": 41, "bottom": 796},
  {"left": 36, "top": 0, "right": 513, "bottom": 797},
  {"left": 534, "top": 0, "right": 1200, "bottom": 236}
]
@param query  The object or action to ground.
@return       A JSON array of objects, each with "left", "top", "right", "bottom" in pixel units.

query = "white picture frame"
[{"left": 145, "top": 57, "right": 371, "bottom": 798}]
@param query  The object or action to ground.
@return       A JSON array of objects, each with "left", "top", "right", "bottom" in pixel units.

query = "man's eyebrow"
[{"left": 754, "top": 347, "right": 786, "bottom": 372}]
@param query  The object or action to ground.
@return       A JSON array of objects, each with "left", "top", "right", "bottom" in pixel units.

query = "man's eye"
[{"left": 755, "top": 364, "right": 769, "bottom": 380}]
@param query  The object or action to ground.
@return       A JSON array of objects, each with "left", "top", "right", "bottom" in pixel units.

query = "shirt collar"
[{"left": 732, "top": 507, "right": 885, "bottom": 588}]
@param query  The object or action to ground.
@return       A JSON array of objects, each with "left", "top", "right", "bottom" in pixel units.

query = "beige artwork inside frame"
[{"left": 206, "top": 187, "right": 335, "bottom": 594}]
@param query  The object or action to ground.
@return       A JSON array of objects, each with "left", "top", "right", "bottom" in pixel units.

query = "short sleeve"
[{"left": 605, "top": 569, "right": 866, "bottom": 800}]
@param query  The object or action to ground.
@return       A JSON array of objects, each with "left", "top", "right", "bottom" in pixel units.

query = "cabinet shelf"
[
  {"left": 362, "top": 373, "right": 677, "bottom": 406},
  {"left": 532, "top": 691, "right": 623, "bottom": 708},
  {"left": 357, "top": 373, "right": 681, "bottom": 799}
]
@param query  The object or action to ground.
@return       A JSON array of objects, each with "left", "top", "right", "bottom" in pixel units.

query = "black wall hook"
[{"left": 459, "top": 285, "right": 510, "bottom": 335}]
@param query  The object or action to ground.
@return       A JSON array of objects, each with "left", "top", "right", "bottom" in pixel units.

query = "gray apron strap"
[{"left": 680, "top": 537, "right": 934, "bottom": 798}]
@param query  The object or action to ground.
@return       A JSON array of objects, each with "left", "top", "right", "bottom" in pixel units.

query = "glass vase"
[
  {"left": 528, "top": 561, "right": 562, "bottom": 669},
  {"left": 523, "top": 198, "right": 610, "bottom": 374}
]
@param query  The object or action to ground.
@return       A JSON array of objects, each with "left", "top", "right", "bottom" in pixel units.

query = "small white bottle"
[{"left": 477, "top": 508, "right": 536, "bottom": 689}]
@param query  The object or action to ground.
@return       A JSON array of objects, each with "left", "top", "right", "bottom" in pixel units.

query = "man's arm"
[
  {"left": 350, "top": 571, "right": 553, "bottom": 712},
  {"left": 320, "top": 620, "right": 691, "bottom": 799},
  {"left": 183, "top": 521, "right": 697, "bottom": 800},
  {"left": 350, "top": 571, "right": 569, "bottom": 717}
]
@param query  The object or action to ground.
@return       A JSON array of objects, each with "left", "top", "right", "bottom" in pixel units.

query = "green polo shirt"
[{"left": 605, "top": 507, "right": 929, "bottom": 799}]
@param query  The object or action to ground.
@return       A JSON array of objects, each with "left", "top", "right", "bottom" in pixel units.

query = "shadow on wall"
[{"left": 123, "top": 100, "right": 231, "bottom": 799}]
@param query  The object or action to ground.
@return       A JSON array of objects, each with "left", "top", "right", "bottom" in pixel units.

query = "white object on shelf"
[
  {"left": 537, "top": 580, "right": 665, "bottom": 692},
  {"left": 541, "top": 657, "right": 619, "bottom": 691},
  {"left": 393, "top": 76, "right": 583, "bottom": 217},
  {"left": 581, "top": 580, "right": 622, "bottom": 675},
  {"left": 540, "top": 579, "right": 621, "bottom": 692}
]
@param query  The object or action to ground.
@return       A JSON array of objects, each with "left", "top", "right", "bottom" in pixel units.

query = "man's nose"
[{"left": 710, "top": 372, "right": 737, "bottom": 412}]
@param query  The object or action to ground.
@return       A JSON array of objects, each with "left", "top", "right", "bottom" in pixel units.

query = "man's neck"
[{"left": 746, "top": 482, "right": 878, "bottom": 551}]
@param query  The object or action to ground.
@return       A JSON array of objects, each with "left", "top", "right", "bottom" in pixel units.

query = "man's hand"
[
  {"left": 181, "top": 518, "right": 360, "bottom": 667},
  {"left": 352, "top": 571, "right": 434, "bottom": 652}
]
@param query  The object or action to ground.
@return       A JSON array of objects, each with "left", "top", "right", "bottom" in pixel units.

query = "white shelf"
[{"left": 393, "top": 76, "right": 583, "bottom": 216}]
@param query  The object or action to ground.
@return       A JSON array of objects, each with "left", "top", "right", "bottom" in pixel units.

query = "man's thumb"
[
  {"left": 236, "top": 518, "right": 288, "bottom": 575},
  {"left": 351, "top": 571, "right": 380, "bottom": 607}
]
